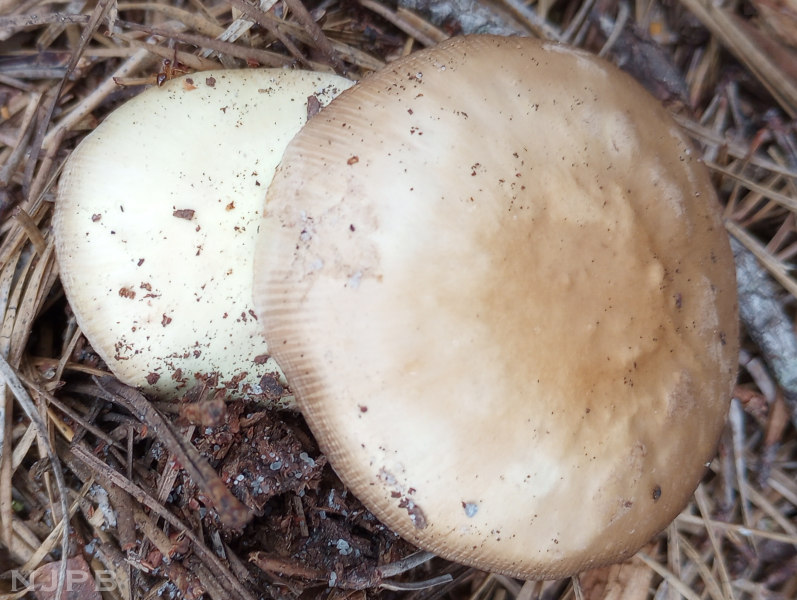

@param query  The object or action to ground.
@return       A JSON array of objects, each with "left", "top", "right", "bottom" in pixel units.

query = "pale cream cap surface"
[
  {"left": 55, "top": 69, "right": 353, "bottom": 401},
  {"left": 254, "top": 37, "right": 739, "bottom": 577}
]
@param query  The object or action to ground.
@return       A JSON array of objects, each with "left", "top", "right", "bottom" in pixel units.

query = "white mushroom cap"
[
  {"left": 55, "top": 69, "right": 353, "bottom": 401},
  {"left": 254, "top": 37, "right": 739, "bottom": 576}
]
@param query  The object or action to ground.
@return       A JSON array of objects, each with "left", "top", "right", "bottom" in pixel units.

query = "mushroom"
[
  {"left": 253, "top": 36, "right": 739, "bottom": 577},
  {"left": 55, "top": 69, "right": 353, "bottom": 402}
]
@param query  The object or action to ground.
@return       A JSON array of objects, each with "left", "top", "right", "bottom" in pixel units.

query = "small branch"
[
  {"left": 377, "top": 550, "right": 435, "bottom": 578},
  {"left": 23, "top": 0, "right": 118, "bottom": 199},
  {"left": 16, "top": 370, "right": 123, "bottom": 449},
  {"left": 71, "top": 443, "right": 257, "bottom": 600},
  {"left": 226, "top": 0, "right": 312, "bottom": 68},
  {"left": 495, "top": 0, "right": 562, "bottom": 40},
  {"left": 379, "top": 575, "right": 453, "bottom": 591},
  {"left": 118, "top": 20, "right": 292, "bottom": 67},
  {"left": 0, "top": 13, "right": 91, "bottom": 28},
  {"left": 398, "top": 0, "right": 523, "bottom": 35},
  {"left": 0, "top": 353, "right": 70, "bottom": 600},
  {"left": 358, "top": 0, "right": 443, "bottom": 47},
  {"left": 94, "top": 376, "right": 251, "bottom": 529},
  {"left": 282, "top": 0, "right": 345, "bottom": 72}
]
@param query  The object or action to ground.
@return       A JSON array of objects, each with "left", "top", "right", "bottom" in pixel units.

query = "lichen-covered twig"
[
  {"left": 398, "top": 0, "right": 524, "bottom": 36},
  {"left": 731, "top": 236, "right": 797, "bottom": 429}
]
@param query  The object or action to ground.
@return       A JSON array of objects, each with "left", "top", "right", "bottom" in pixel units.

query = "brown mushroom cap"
[{"left": 254, "top": 36, "right": 739, "bottom": 578}]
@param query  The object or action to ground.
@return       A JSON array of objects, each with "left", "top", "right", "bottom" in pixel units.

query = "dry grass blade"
[
  {"left": 0, "top": 354, "right": 70, "bottom": 600},
  {"left": 226, "top": 0, "right": 312, "bottom": 67},
  {"left": 117, "top": 2, "right": 226, "bottom": 36},
  {"left": 70, "top": 444, "right": 258, "bottom": 600},
  {"left": 635, "top": 553, "right": 702, "bottom": 600},
  {"left": 42, "top": 48, "right": 154, "bottom": 148},
  {"left": 119, "top": 20, "right": 293, "bottom": 67},
  {"left": 494, "top": 0, "right": 562, "bottom": 40},
  {"left": 358, "top": 0, "right": 445, "bottom": 47},
  {"left": 16, "top": 371, "right": 123, "bottom": 449},
  {"left": 197, "top": 0, "right": 275, "bottom": 59},
  {"left": 673, "top": 113, "right": 797, "bottom": 178},
  {"left": 23, "top": 0, "right": 118, "bottom": 198},
  {"left": 17, "top": 483, "right": 89, "bottom": 576},
  {"left": 678, "top": 0, "right": 797, "bottom": 117},
  {"left": 742, "top": 481, "right": 797, "bottom": 543},
  {"left": 111, "top": 31, "right": 223, "bottom": 70},
  {"left": 727, "top": 220, "right": 797, "bottom": 299},
  {"left": 8, "top": 240, "right": 57, "bottom": 367},
  {"left": 676, "top": 513, "right": 797, "bottom": 545},
  {"left": 395, "top": 8, "right": 448, "bottom": 44},
  {"left": 283, "top": 0, "right": 345, "bottom": 71},
  {"left": 709, "top": 162, "right": 797, "bottom": 213},
  {"left": 0, "top": 13, "right": 91, "bottom": 28},
  {"left": 676, "top": 535, "right": 725, "bottom": 600},
  {"left": 95, "top": 376, "right": 252, "bottom": 529}
]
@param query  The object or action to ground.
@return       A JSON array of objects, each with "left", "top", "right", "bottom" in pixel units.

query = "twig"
[
  {"left": 710, "top": 162, "right": 797, "bottom": 213},
  {"left": 226, "top": 0, "right": 312, "bottom": 67},
  {"left": 694, "top": 485, "right": 737, "bottom": 600},
  {"left": 0, "top": 353, "right": 70, "bottom": 600},
  {"left": 674, "top": 113, "right": 797, "bottom": 178},
  {"left": 111, "top": 31, "right": 223, "bottom": 71},
  {"left": 676, "top": 513, "right": 797, "bottom": 544},
  {"left": 42, "top": 48, "right": 154, "bottom": 149},
  {"left": 494, "top": 575, "right": 521, "bottom": 597},
  {"left": 0, "top": 13, "right": 91, "bottom": 28},
  {"left": 635, "top": 552, "right": 702, "bottom": 600},
  {"left": 108, "top": 483, "right": 137, "bottom": 551},
  {"left": 0, "top": 91, "right": 42, "bottom": 199},
  {"left": 358, "top": 0, "right": 443, "bottom": 47},
  {"left": 16, "top": 370, "right": 123, "bottom": 449},
  {"left": 571, "top": 576, "right": 585, "bottom": 600},
  {"left": 24, "top": 125, "right": 65, "bottom": 212},
  {"left": 282, "top": 0, "right": 345, "bottom": 72},
  {"left": 118, "top": 20, "right": 292, "bottom": 67},
  {"left": 380, "top": 575, "right": 453, "bottom": 591},
  {"left": 11, "top": 208, "right": 46, "bottom": 256},
  {"left": 678, "top": 0, "right": 797, "bottom": 117},
  {"left": 598, "top": 1, "right": 630, "bottom": 57},
  {"left": 23, "top": 0, "right": 117, "bottom": 198},
  {"left": 561, "top": 0, "right": 597, "bottom": 43},
  {"left": 378, "top": 550, "right": 435, "bottom": 578},
  {"left": 676, "top": 534, "right": 725, "bottom": 600},
  {"left": 199, "top": 0, "right": 277, "bottom": 59},
  {"left": 71, "top": 443, "right": 257, "bottom": 600},
  {"left": 728, "top": 399, "right": 753, "bottom": 532},
  {"left": 117, "top": 3, "right": 225, "bottom": 37},
  {"left": 729, "top": 233, "right": 797, "bottom": 429},
  {"left": 250, "top": 549, "right": 451, "bottom": 591},
  {"left": 94, "top": 376, "right": 252, "bottom": 528},
  {"left": 134, "top": 504, "right": 183, "bottom": 558},
  {"left": 516, "top": 580, "right": 542, "bottom": 600},
  {"left": 494, "top": 0, "right": 561, "bottom": 40}
]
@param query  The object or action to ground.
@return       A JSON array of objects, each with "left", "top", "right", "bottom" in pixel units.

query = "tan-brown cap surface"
[
  {"left": 254, "top": 36, "right": 739, "bottom": 578},
  {"left": 55, "top": 69, "right": 352, "bottom": 402}
]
